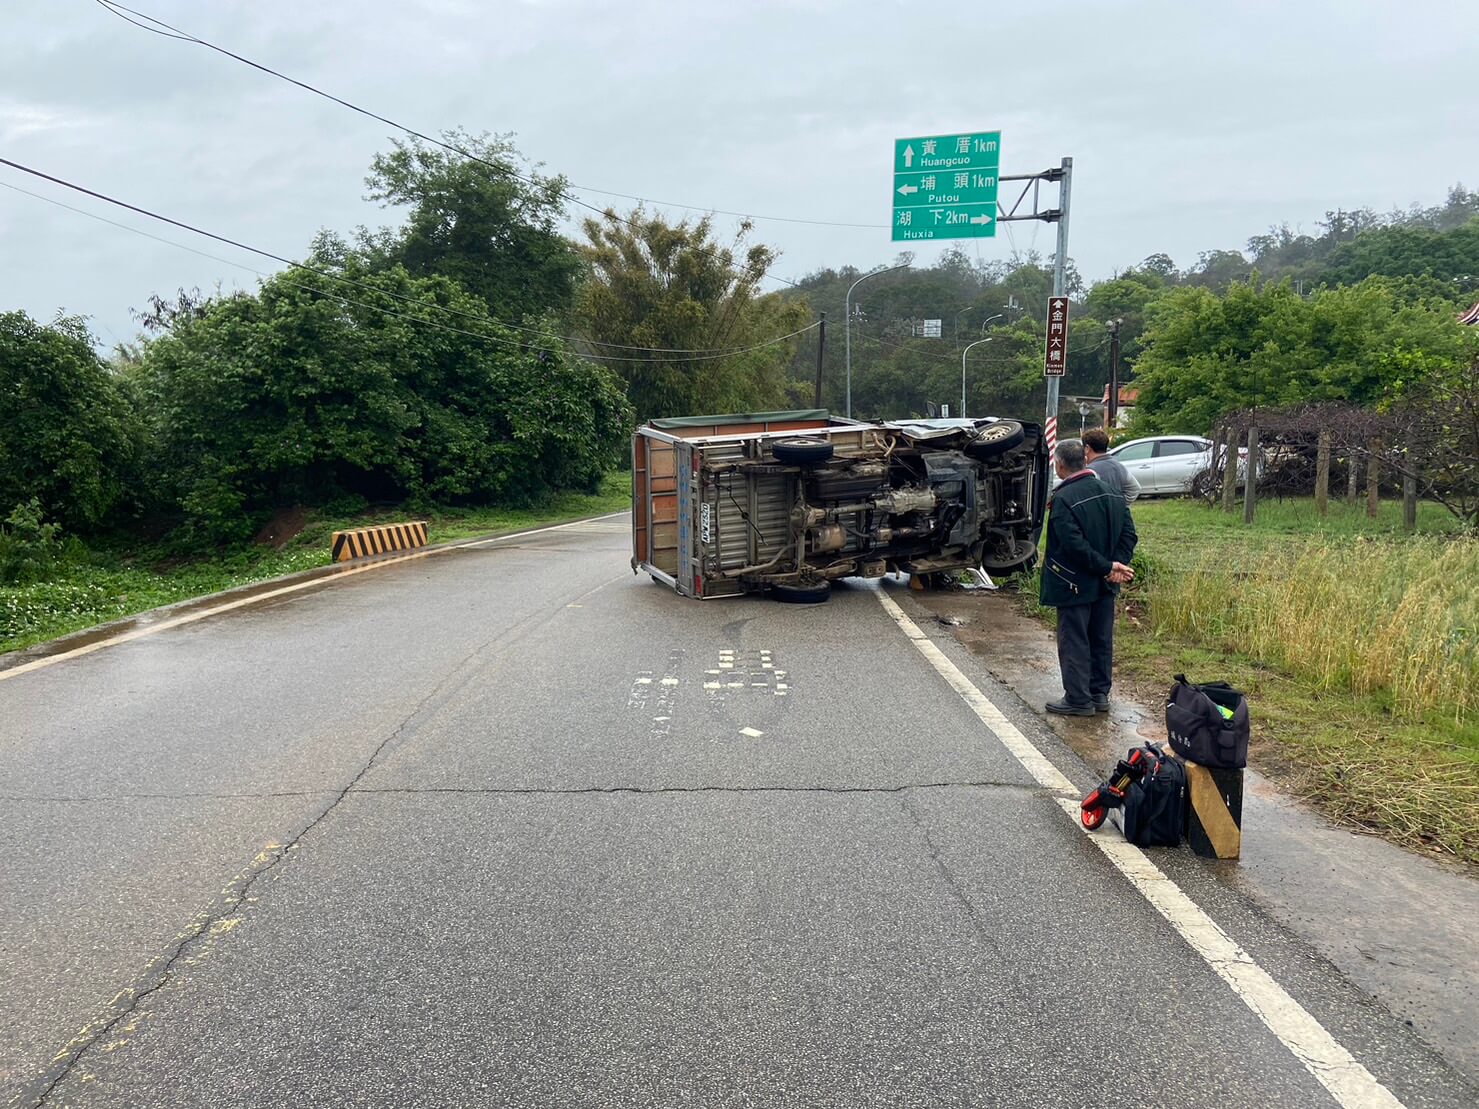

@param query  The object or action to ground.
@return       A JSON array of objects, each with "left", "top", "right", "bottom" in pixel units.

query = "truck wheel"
[
  {"left": 966, "top": 420, "right": 1025, "bottom": 459},
  {"left": 772, "top": 582, "right": 831, "bottom": 604},
  {"left": 772, "top": 438, "right": 834, "bottom": 466}
]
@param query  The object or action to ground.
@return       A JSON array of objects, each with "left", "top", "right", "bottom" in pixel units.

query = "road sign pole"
[{"left": 1046, "top": 157, "right": 1072, "bottom": 435}]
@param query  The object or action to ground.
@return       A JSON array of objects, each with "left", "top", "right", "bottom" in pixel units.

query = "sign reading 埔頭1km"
[{"left": 892, "top": 131, "right": 1000, "bottom": 241}]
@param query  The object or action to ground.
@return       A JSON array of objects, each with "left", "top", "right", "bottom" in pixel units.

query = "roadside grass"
[
  {"left": 1019, "top": 495, "right": 1479, "bottom": 863},
  {"left": 0, "top": 473, "right": 632, "bottom": 655}
]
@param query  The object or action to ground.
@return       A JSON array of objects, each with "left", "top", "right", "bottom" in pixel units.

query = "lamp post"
[
  {"left": 978, "top": 312, "right": 1003, "bottom": 336},
  {"left": 960, "top": 337, "right": 992, "bottom": 418},
  {"left": 954, "top": 305, "right": 975, "bottom": 342},
  {"left": 844, "top": 262, "right": 910, "bottom": 418}
]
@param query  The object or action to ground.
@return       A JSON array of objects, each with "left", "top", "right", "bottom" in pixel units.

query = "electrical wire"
[
  {"left": 90, "top": 0, "right": 881, "bottom": 289},
  {"left": 0, "top": 156, "right": 817, "bottom": 362},
  {"left": 96, "top": 0, "right": 888, "bottom": 233}
]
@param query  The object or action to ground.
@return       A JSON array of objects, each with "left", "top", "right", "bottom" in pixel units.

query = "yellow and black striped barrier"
[
  {"left": 331, "top": 521, "right": 428, "bottom": 562},
  {"left": 1184, "top": 760, "right": 1243, "bottom": 859}
]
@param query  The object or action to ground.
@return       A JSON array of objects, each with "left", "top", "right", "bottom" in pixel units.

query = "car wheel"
[
  {"left": 772, "top": 438, "right": 834, "bottom": 466},
  {"left": 772, "top": 581, "right": 831, "bottom": 604},
  {"left": 965, "top": 420, "right": 1026, "bottom": 459}
]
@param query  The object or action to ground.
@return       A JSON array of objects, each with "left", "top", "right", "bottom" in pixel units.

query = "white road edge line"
[
  {"left": 876, "top": 589, "right": 1404, "bottom": 1109},
  {"left": 0, "top": 512, "right": 629, "bottom": 683}
]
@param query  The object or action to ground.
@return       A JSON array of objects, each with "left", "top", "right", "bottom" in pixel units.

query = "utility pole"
[
  {"left": 1107, "top": 317, "right": 1122, "bottom": 430},
  {"left": 1046, "top": 157, "right": 1073, "bottom": 437},
  {"left": 992, "top": 158, "right": 1073, "bottom": 447},
  {"left": 813, "top": 313, "right": 827, "bottom": 408}
]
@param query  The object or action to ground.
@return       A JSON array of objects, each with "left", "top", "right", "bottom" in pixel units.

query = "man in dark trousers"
[{"left": 1041, "top": 439, "right": 1138, "bottom": 716}]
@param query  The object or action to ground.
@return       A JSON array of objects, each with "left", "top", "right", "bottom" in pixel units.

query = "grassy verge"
[
  {"left": 0, "top": 472, "right": 631, "bottom": 655},
  {"left": 1022, "top": 496, "right": 1478, "bottom": 864}
]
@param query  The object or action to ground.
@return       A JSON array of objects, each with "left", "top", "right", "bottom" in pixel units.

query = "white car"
[{"left": 1109, "top": 435, "right": 1247, "bottom": 496}]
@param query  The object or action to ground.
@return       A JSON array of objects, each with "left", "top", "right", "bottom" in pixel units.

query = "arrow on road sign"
[
  {"left": 897, "top": 184, "right": 918, "bottom": 196},
  {"left": 970, "top": 213, "right": 993, "bottom": 226},
  {"left": 902, "top": 145, "right": 915, "bottom": 168}
]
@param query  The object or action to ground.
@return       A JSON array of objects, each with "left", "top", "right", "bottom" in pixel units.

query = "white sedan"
[{"left": 1108, "top": 435, "right": 1247, "bottom": 496}]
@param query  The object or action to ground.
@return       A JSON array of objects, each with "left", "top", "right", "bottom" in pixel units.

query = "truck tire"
[
  {"left": 772, "top": 438, "right": 834, "bottom": 466},
  {"left": 772, "top": 581, "right": 831, "bottom": 604},
  {"left": 966, "top": 420, "right": 1025, "bottom": 459}
]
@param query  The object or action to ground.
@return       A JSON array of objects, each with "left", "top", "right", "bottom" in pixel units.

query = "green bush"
[
  {"left": 128, "top": 267, "right": 634, "bottom": 545},
  {"left": 0, "top": 499, "right": 86, "bottom": 585},
  {"left": 0, "top": 312, "right": 142, "bottom": 532}
]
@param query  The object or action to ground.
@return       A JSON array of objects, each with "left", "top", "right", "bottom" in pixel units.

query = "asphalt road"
[{"left": 1, "top": 515, "right": 1472, "bottom": 1108}]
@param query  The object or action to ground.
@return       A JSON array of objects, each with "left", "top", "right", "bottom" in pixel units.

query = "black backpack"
[
  {"left": 1165, "top": 674, "right": 1250, "bottom": 769},
  {"left": 1122, "top": 745, "right": 1188, "bottom": 847}
]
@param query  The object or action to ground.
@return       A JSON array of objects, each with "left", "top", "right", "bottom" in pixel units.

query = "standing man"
[
  {"left": 1041, "top": 439, "right": 1138, "bottom": 716},
  {"left": 1082, "top": 427, "right": 1140, "bottom": 504}
]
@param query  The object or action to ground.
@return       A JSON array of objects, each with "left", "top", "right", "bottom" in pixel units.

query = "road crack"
[
  {"left": 18, "top": 627, "right": 510, "bottom": 1108},
  {"left": 349, "top": 780, "right": 1050, "bottom": 797},
  {"left": 895, "top": 793, "right": 1034, "bottom": 1005}
]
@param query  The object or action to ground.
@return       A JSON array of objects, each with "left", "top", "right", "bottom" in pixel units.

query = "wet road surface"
[{"left": 1, "top": 516, "right": 1473, "bottom": 1107}]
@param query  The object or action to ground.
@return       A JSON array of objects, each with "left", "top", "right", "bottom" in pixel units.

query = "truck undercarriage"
[{"left": 633, "top": 411, "right": 1049, "bottom": 602}]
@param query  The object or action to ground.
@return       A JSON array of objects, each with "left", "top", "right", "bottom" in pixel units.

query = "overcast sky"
[{"left": 2, "top": 0, "right": 1476, "bottom": 347}]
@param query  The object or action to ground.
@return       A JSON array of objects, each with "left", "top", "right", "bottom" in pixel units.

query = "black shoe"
[
  {"left": 1046, "top": 698, "right": 1096, "bottom": 717},
  {"left": 1093, "top": 696, "right": 1110, "bottom": 713}
]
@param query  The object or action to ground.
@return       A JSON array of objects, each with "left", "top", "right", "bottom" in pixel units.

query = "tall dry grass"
[{"left": 1146, "top": 536, "right": 1478, "bottom": 726}]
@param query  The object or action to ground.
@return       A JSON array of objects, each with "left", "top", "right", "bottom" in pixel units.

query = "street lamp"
[
  {"left": 978, "top": 312, "right": 1003, "bottom": 334},
  {"left": 961, "top": 338, "right": 992, "bottom": 418},
  {"left": 954, "top": 305, "right": 975, "bottom": 342},
  {"left": 844, "top": 262, "right": 910, "bottom": 418}
]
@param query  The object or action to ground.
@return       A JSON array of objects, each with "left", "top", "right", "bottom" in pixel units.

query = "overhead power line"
[
  {"left": 94, "top": 0, "right": 887, "bottom": 233},
  {"left": 0, "top": 156, "right": 818, "bottom": 363},
  {"left": 90, "top": 0, "right": 883, "bottom": 295}
]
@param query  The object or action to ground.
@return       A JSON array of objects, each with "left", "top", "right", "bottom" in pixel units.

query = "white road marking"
[
  {"left": 0, "top": 512, "right": 628, "bottom": 683},
  {"left": 876, "top": 589, "right": 1405, "bottom": 1109},
  {"left": 739, "top": 727, "right": 764, "bottom": 738}
]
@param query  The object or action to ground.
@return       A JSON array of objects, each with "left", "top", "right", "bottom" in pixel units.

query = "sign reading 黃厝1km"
[{"left": 892, "top": 131, "right": 1001, "bottom": 241}]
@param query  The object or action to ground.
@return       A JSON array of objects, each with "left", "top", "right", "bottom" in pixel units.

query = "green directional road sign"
[{"left": 892, "top": 130, "right": 1001, "bottom": 241}]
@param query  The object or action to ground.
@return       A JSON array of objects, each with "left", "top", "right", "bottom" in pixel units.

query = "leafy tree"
[
  {"left": 1127, "top": 277, "right": 1474, "bottom": 434},
  {"left": 130, "top": 266, "right": 631, "bottom": 543},
  {"left": 1184, "top": 249, "right": 1255, "bottom": 293},
  {"left": 1320, "top": 217, "right": 1479, "bottom": 295},
  {"left": 355, "top": 130, "right": 583, "bottom": 324},
  {"left": 575, "top": 208, "right": 811, "bottom": 422},
  {"left": 0, "top": 311, "right": 140, "bottom": 531}
]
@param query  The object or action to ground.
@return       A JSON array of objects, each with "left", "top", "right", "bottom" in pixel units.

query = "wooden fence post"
[
  {"left": 1243, "top": 425, "right": 1259, "bottom": 524},
  {"left": 1314, "top": 430, "right": 1331, "bottom": 517},
  {"left": 1346, "top": 449, "right": 1359, "bottom": 505},
  {"left": 1366, "top": 437, "right": 1381, "bottom": 519},
  {"left": 1403, "top": 470, "right": 1418, "bottom": 532},
  {"left": 1222, "top": 424, "right": 1239, "bottom": 512}
]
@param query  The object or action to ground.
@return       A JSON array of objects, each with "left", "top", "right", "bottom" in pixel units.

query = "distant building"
[{"left": 1100, "top": 384, "right": 1140, "bottom": 428}]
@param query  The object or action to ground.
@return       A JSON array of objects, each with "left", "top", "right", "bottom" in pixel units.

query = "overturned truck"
[{"left": 632, "top": 410, "right": 1049, "bottom": 602}]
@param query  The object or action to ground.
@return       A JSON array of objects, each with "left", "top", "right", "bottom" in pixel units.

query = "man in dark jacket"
[{"left": 1040, "top": 439, "right": 1138, "bottom": 716}]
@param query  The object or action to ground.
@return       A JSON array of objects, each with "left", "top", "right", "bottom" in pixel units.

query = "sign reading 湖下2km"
[{"left": 892, "top": 131, "right": 1000, "bottom": 241}]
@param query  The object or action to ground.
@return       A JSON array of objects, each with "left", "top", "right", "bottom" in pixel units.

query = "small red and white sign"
[
  {"left": 1044, "top": 296, "right": 1069, "bottom": 377},
  {"left": 1045, "top": 416, "right": 1058, "bottom": 454}
]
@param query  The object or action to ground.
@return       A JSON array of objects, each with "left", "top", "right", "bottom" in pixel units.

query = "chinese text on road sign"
[
  {"left": 1045, "top": 297, "right": 1069, "bottom": 377},
  {"left": 892, "top": 131, "right": 1000, "bottom": 242}
]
